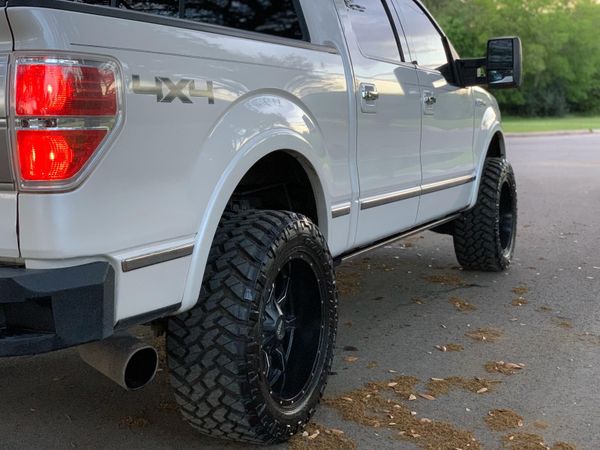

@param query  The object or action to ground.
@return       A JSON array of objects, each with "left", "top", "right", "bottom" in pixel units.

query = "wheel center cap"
[{"left": 275, "top": 318, "right": 285, "bottom": 340}]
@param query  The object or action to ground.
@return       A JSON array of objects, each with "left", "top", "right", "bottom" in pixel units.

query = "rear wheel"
[
  {"left": 453, "top": 157, "right": 517, "bottom": 271},
  {"left": 167, "top": 210, "right": 337, "bottom": 444}
]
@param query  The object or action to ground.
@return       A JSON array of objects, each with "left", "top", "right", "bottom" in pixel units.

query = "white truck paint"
[{"left": 0, "top": 1, "right": 505, "bottom": 328}]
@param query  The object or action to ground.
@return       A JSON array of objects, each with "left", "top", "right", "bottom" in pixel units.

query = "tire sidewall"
[
  {"left": 494, "top": 161, "right": 518, "bottom": 268},
  {"left": 246, "top": 217, "right": 337, "bottom": 431}
]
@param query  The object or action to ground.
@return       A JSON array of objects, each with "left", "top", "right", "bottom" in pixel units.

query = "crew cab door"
[
  {"left": 336, "top": 0, "right": 422, "bottom": 247},
  {"left": 392, "top": 0, "right": 476, "bottom": 224}
]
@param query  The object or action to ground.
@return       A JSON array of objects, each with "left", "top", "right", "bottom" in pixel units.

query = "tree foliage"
[{"left": 423, "top": 0, "right": 600, "bottom": 116}]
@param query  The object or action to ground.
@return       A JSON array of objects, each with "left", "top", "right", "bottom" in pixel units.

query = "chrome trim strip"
[
  {"left": 331, "top": 202, "right": 351, "bottom": 219},
  {"left": 121, "top": 243, "right": 194, "bottom": 272},
  {"left": 421, "top": 174, "right": 476, "bottom": 196},
  {"left": 359, "top": 174, "right": 476, "bottom": 211},
  {"left": 360, "top": 186, "right": 421, "bottom": 210},
  {"left": 0, "top": 182, "right": 14, "bottom": 191}
]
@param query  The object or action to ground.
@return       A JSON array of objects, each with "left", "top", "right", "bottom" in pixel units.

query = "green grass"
[{"left": 502, "top": 115, "right": 600, "bottom": 133}]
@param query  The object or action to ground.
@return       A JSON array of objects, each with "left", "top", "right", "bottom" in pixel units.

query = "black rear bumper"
[{"left": 0, "top": 262, "right": 114, "bottom": 357}]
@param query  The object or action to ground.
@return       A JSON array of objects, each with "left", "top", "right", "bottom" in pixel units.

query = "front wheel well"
[
  {"left": 486, "top": 132, "right": 506, "bottom": 159},
  {"left": 229, "top": 151, "right": 320, "bottom": 227}
]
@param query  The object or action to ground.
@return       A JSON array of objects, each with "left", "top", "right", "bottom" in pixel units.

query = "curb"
[{"left": 505, "top": 129, "right": 599, "bottom": 138}]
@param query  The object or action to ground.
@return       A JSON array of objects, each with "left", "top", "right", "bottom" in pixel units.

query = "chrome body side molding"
[
  {"left": 121, "top": 243, "right": 194, "bottom": 272},
  {"left": 359, "top": 174, "right": 476, "bottom": 211},
  {"left": 331, "top": 202, "right": 352, "bottom": 218}
]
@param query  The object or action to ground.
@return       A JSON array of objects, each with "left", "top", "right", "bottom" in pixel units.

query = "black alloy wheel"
[{"left": 167, "top": 210, "right": 337, "bottom": 444}]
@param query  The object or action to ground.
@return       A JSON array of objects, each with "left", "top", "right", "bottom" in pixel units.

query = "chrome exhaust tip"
[{"left": 78, "top": 334, "right": 158, "bottom": 391}]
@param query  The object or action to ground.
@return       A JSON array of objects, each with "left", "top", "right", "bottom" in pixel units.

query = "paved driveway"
[{"left": 1, "top": 134, "right": 598, "bottom": 449}]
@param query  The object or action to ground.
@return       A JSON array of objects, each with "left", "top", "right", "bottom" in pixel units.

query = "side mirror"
[
  {"left": 455, "top": 36, "right": 523, "bottom": 89},
  {"left": 487, "top": 37, "right": 522, "bottom": 89}
]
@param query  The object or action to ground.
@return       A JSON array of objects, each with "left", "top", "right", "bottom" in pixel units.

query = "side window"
[
  {"left": 346, "top": 0, "right": 402, "bottom": 64},
  {"left": 185, "top": 0, "right": 304, "bottom": 40},
  {"left": 392, "top": 0, "right": 448, "bottom": 71},
  {"left": 111, "top": 0, "right": 305, "bottom": 40}
]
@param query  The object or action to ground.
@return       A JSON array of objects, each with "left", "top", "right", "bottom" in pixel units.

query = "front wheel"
[
  {"left": 167, "top": 210, "right": 337, "bottom": 444},
  {"left": 453, "top": 157, "right": 517, "bottom": 272}
]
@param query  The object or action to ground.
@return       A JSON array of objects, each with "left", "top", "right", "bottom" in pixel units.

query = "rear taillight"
[{"left": 12, "top": 55, "right": 122, "bottom": 190}]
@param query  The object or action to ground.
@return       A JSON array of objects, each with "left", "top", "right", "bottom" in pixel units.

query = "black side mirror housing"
[{"left": 455, "top": 36, "right": 523, "bottom": 89}]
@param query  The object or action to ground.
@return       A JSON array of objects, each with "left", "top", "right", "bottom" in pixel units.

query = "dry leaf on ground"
[
  {"left": 435, "top": 343, "right": 464, "bottom": 352},
  {"left": 424, "top": 274, "right": 467, "bottom": 286},
  {"left": 449, "top": 297, "right": 477, "bottom": 312},
  {"left": 324, "top": 381, "right": 481, "bottom": 450},
  {"left": 289, "top": 423, "right": 356, "bottom": 450},
  {"left": 485, "top": 361, "right": 525, "bottom": 376},
  {"left": 465, "top": 328, "right": 503, "bottom": 342},
  {"left": 485, "top": 409, "right": 524, "bottom": 431},
  {"left": 119, "top": 416, "right": 150, "bottom": 428},
  {"left": 512, "top": 298, "right": 528, "bottom": 307},
  {"left": 512, "top": 286, "right": 529, "bottom": 296}
]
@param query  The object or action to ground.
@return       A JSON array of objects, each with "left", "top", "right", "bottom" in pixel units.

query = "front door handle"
[
  {"left": 360, "top": 83, "right": 379, "bottom": 101},
  {"left": 424, "top": 94, "right": 437, "bottom": 106}
]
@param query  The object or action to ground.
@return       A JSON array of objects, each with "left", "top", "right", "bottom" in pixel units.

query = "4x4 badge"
[{"left": 132, "top": 75, "right": 214, "bottom": 104}]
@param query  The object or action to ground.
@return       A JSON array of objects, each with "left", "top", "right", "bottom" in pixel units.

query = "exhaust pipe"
[{"left": 79, "top": 334, "right": 159, "bottom": 391}]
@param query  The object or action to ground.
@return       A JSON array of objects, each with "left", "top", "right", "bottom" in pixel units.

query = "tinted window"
[
  {"left": 185, "top": 0, "right": 304, "bottom": 39},
  {"left": 86, "top": 0, "right": 305, "bottom": 40},
  {"left": 393, "top": 0, "right": 447, "bottom": 70},
  {"left": 347, "top": 0, "right": 401, "bottom": 63}
]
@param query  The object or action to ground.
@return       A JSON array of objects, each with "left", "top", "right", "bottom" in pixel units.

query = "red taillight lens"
[
  {"left": 17, "top": 130, "right": 107, "bottom": 181},
  {"left": 16, "top": 64, "right": 117, "bottom": 117},
  {"left": 13, "top": 56, "right": 120, "bottom": 187}
]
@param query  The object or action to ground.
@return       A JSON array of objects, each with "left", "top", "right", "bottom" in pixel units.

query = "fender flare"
[
  {"left": 177, "top": 92, "right": 333, "bottom": 312},
  {"left": 468, "top": 120, "right": 506, "bottom": 209}
]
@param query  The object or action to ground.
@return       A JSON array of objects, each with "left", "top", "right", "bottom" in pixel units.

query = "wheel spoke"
[
  {"left": 275, "top": 268, "right": 291, "bottom": 306},
  {"left": 285, "top": 315, "right": 297, "bottom": 332}
]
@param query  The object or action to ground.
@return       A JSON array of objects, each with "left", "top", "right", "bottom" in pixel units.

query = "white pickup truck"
[{"left": 0, "top": 0, "right": 522, "bottom": 444}]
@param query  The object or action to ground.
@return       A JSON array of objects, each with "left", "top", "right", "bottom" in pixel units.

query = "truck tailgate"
[{"left": 0, "top": 12, "right": 18, "bottom": 258}]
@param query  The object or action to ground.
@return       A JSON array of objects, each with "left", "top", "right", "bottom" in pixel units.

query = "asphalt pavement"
[{"left": 1, "top": 134, "right": 599, "bottom": 450}]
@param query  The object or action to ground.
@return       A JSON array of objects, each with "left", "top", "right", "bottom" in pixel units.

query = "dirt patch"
[
  {"left": 289, "top": 423, "right": 356, "bottom": 450},
  {"left": 485, "top": 361, "right": 525, "bottom": 376},
  {"left": 537, "top": 306, "right": 553, "bottom": 313},
  {"left": 336, "top": 270, "right": 362, "bottom": 296},
  {"left": 413, "top": 297, "right": 426, "bottom": 305},
  {"left": 425, "top": 377, "right": 501, "bottom": 397},
  {"left": 465, "top": 328, "right": 503, "bottom": 342},
  {"left": 119, "top": 416, "right": 150, "bottom": 428},
  {"left": 449, "top": 297, "right": 476, "bottom": 312},
  {"left": 324, "top": 383, "right": 482, "bottom": 450},
  {"left": 366, "top": 361, "right": 378, "bottom": 369},
  {"left": 485, "top": 409, "right": 523, "bottom": 431},
  {"left": 512, "top": 286, "right": 529, "bottom": 296},
  {"left": 435, "top": 343, "right": 464, "bottom": 352},
  {"left": 512, "top": 298, "right": 528, "bottom": 307},
  {"left": 424, "top": 274, "right": 467, "bottom": 287}
]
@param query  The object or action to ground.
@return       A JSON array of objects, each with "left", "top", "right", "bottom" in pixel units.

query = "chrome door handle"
[
  {"left": 360, "top": 83, "right": 379, "bottom": 101},
  {"left": 424, "top": 94, "right": 437, "bottom": 106}
]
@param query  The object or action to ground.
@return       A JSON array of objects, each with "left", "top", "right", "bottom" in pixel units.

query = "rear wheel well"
[{"left": 229, "top": 151, "right": 320, "bottom": 227}]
